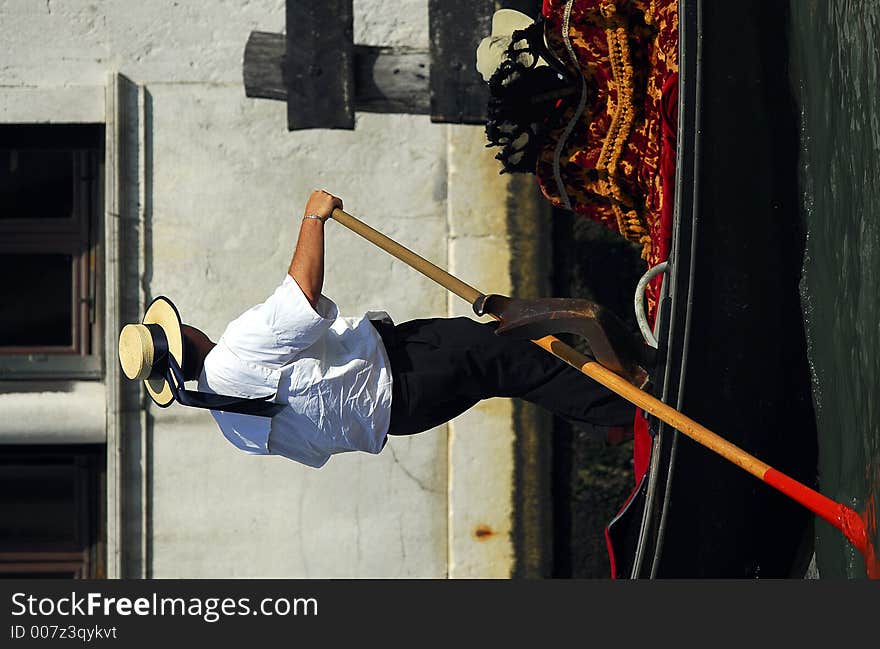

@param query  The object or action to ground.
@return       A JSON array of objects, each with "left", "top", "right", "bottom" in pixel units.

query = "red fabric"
[
  {"left": 633, "top": 71, "right": 678, "bottom": 483},
  {"left": 604, "top": 523, "right": 618, "bottom": 578},
  {"left": 535, "top": 2, "right": 679, "bottom": 486},
  {"left": 607, "top": 73, "right": 676, "bottom": 576},
  {"left": 646, "top": 72, "right": 679, "bottom": 313},
  {"left": 536, "top": 0, "right": 675, "bottom": 264},
  {"left": 536, "top": 2, "right": 679, "bottom": 575}
]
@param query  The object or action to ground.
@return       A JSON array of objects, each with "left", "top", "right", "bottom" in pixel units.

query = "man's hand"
[{"left": 303, "top": 189, "right": 343, "bottom": 223}]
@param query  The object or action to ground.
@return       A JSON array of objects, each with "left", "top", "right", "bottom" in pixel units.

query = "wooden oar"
[{"left": 330, "top": 207, "right": 878, "bottom": 577}]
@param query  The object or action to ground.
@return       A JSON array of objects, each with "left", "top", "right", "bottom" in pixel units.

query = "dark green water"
[{"left": 790, "top": 0, "right": 880, "bottom": 578}]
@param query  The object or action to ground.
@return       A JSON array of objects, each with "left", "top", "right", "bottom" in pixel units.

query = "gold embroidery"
[
  {"left": 536, "top": 0, "right": 677, "bottom": 263},
  {"left": 597, "top": 19, "right": 652, "bottom": 257}
]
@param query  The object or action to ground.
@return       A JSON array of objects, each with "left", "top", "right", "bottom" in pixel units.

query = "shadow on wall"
[{"left": 550, "top": 208, "right": 644, "bottom": 578}]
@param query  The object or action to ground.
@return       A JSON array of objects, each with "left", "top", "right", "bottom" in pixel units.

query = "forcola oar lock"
[{"left": 473, "top": 293, "right": 652, "bottom": 388}]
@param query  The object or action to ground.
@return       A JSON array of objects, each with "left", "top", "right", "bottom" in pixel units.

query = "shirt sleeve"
[{"left": 219, "top": 274, "right": 339, "bottom": 368}]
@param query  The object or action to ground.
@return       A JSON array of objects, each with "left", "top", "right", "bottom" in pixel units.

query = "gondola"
[{"left": 607, "top": 0, "right": 819, "bottom": 578}]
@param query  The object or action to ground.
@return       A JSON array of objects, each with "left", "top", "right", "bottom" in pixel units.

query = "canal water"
[{"left": 790, "top": 0, "right": 880, "bottom": 578}]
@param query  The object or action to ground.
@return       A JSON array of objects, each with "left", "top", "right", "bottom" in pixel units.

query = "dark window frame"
[
  {"left": 0, "top": 125, "right": 104, "bottom": 379},
  {"left": 0, "top": 444, "right": 106, "bottom": 580}
]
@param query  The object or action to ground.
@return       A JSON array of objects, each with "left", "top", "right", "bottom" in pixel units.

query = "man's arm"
[{"left": 288, "top": 189, "right": 343, "bottom": 309}]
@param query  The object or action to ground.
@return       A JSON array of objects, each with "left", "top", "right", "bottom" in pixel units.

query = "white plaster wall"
[
  {"left": 446, "top": 125, "right": 517, "bottom": 577},
  {"left": 0, "top": 381, "right": 105, "bottom": 443},
  {"left": 146, "top": 88, "right": 451, "bottom": 577},
  {"left": 1, "top": 0, "right": 428, "bottom": 85},
  {"left": 1, "top": 0, "right": 286, "bottom": 85},
  {"left": 1, "top": 0, "right": 521, "bottom": 578},
  {"left": 354, "top": 0, "right": 428, "bottom": 47}
]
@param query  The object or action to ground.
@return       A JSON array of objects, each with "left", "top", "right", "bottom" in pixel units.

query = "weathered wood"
[
  {"left": 285, "top": 0, "right": 354, "bottom": 130},
  {"left": 353, "top": 46, "right": 430, "bottom": 114},
  {"left": 243, "top": 32, "right": 287, "bottom": 101},
  {"left": 246, "top": 0, "right": 541, "bottom": 126},
  {"left": 244, "top": 33, "right": 430, "bottom": 115},
  {"left": 428, "top": 0, "right": 493, "bottom": 124}
]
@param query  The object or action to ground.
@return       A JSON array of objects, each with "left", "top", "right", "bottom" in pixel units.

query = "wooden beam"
[
  {"left": 428, "top": 0, "right": 493, "bottom": 124},
  {"left": 243, "top": 32, "right": 287, "bottom": 101},
  {"left": 243, "top": 32, "right": 429, "bottom": 115},
  {"left": 285, "top": 0, "right": 354, "bottom": 130},
  {"left": 353, "top": 45, "right": 430, "bottom": 115},
  {"left": 245, "top": 0, "right": 544, "bottom": 127}
]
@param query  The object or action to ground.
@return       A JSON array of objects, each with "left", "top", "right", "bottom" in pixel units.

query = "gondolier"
[{"left": 118, "top": 190, "right": 635, "bottom": 468}]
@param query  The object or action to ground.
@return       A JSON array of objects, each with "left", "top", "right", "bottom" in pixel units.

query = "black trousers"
[{"left": 372, "top": 317, "right": 635, "bottom": 437}]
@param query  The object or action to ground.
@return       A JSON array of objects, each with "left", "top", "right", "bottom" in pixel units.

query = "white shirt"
[{"left": 198, "top": 274, "right": 394, "bottom": 468}]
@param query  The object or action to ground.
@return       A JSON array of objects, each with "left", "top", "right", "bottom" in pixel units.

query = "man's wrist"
[{"left": 303, "top": 213, "right": 328, "bottom": 223}]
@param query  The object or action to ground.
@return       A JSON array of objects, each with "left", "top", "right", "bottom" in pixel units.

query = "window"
[
  {"left": 0, "top": 445, "right": 106, "bottom": 579},
  {"left": 0, "top": 125, "right": 103, "bottom": 378}
]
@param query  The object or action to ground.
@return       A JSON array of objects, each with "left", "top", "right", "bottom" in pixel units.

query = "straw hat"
[{"left": 118, "top": 296, "right": 183, "bottom": 408}]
